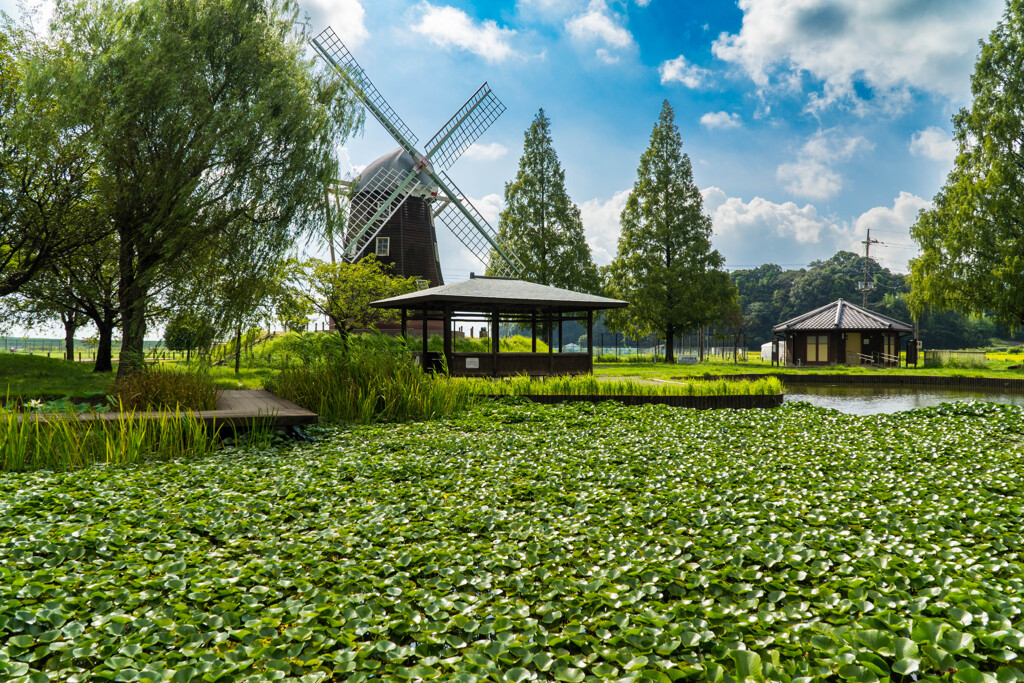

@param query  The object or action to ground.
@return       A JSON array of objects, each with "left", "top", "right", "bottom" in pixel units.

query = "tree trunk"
[
  {"left": 62, "top": 314, "right": 78, "bottom": 361},
  {"left": 93, "top": 319, "right": 114, "bottom": 373},
  {"left": 186, "top": 347, "right": 191, "bottom": 363},
  {"left": 234, "top": 323, "right": 242, "bottom": 375},
  {"left": 665, "top": 324, "right": 675, "bottom": 364},
  {"left": 116, "top": 240, "right": 150, "bottom": 379}
]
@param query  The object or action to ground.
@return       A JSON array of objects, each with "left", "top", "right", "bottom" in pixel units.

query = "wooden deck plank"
[{"left": 15, "top": 390, "right": 318, "bottom": 431}]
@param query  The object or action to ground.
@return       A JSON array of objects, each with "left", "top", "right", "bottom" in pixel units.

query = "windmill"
[{"left": 311, "top": 27, "right": 524, "bottom": 285}]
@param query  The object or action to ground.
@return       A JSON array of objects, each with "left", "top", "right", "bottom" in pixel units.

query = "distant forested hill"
[{"left": 731, "top": 251, "right": 1018, "bottom": 350}]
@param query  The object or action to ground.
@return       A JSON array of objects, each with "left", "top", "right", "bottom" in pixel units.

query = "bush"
[
  {"left": 109, "top": 367, "right": 220, "bottom": 411},
  {"left": 266, "top": 333, "right": 474, "bottom": 423},
  {"left": 425, "top": 334, "right": 549, "bottom": 353}
]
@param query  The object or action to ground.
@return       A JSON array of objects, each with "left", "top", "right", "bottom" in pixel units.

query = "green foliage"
[
  {"left": 47, "top": 0, "right": 363, "bottom": 375},
  {"left": 0, "top": 20, "right": 101, "bottom": 297},
  {"left": 488, "top": 109, "right": 600, "bottom": 290},
  {"left": 266, "top": 333, "right": 474, "bottom": 423},
  {"left": 605, "top": 101, "right": 735, "bottom": 361},
  {"left": 163, "top": 311, "right": 215, "bottom": 355},
  {"left": 465, "top": 374, "right": 782, "bottom": 397},
  {"left": 0, "top": 407, "right": 217, "bottom": 471},
  {"left": 729, "top": 253, "right": 1006, "bottom": 350},
  {"left": 108, "top": 368, "right": 220, "bottom": 411},
  {"left": 302, "top": 255, "right": 419, "bottom": 338},
  {"left": 1, "top": 400, "right": 1024, "bottom": 678},
  {"left": 909, "top": 0, "right": 1024, "bottom": 331},
  {"left": 425, "top": 334, "right": 549, "bottom": 353}
]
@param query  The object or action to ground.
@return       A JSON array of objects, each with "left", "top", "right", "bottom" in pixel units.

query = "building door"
[{"left": 846, "top": 332, "right": 861, "bottom": 364}]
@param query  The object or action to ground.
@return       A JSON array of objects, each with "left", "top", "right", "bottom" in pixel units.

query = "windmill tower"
[{"left": 311, "top": 27, "right": 523, "bottom": 286}]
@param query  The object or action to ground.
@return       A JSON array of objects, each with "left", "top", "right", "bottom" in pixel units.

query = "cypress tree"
[
  {"left": 488, "top": 109, "right": 599, "bottom": 292},
  {"left": 606, "top": 100, "right": 734, "bottom": 363}
]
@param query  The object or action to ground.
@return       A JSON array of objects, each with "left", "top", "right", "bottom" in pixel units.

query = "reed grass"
[
  {"left": 266, "top": 333, "right": 475, "bottom": 424},
  {"left": 464, "top": 374, "right": 784, "bottom": 398},
  {"left": 1, "top": 405, "right": 219, "bottom": 472},
  {"left": 108, "top": 367, "right": 220, "bottom": 411}
]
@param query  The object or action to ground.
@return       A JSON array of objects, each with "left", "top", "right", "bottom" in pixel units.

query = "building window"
[
  {"left": 807, "top": 335, "right": 828, "bottom": 363},
  {"left": 375, "top": 237, "right": 390, "bottom": 257},
  {"left": 433, "top": 242, "right": 439, "bottom": 262}
]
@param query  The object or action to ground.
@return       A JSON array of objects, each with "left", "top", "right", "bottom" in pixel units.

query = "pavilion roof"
[
  {"left": 370, "top": 275, "right": 628, "bottom": 312},
  {"left": 772, "top": 299, "right": 913, "bottom": 333}
]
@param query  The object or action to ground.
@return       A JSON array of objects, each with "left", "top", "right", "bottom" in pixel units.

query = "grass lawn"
[
  {"left": 594, "top": 356, "right": 1024, "bottom": 380},
  {"left": 0, "top": 353, "right": 110, "bottom": 399},
  {"left": 2, "top": 400, "right": 1023, "bottom": 680},
  {"left": 1, "top": 354, "right": 273, "bottom": 400}
]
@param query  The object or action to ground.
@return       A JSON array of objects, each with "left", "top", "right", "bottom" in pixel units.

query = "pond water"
[{"left": 782, "top": 383, "right": 1024, "bottom": 415}]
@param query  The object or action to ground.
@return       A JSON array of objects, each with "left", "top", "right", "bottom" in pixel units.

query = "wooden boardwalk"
[{"left": 17, "top": 390, "right": 318, "bottom": 431}]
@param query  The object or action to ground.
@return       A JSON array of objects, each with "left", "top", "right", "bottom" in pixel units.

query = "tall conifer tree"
[
  {"left": 488, "top": 109, "right": 599, "bottom": 292},
  {"left": 606, "top": 100, "right": 734, "bottom": 363}
]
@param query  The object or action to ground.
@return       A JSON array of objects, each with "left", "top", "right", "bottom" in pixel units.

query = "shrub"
[
  {"left": 266, "top": 333, "right": 474, "bottom": 423},
  {"left": 425, "top": 334, "right": 549, "bottom": 353},
  {"left": 108, "top": 367, "right": 220, "bottom": 411}
]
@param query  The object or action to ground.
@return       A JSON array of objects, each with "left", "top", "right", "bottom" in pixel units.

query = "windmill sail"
[
  {"left": 424, "top": 84, "right": 506, "bottom": 170},
  {"left": 430, "top": 170, "right": 523, "bottom": 278},
  {"left": 310, "top": 27, "right": 419, "bottom": 151}
]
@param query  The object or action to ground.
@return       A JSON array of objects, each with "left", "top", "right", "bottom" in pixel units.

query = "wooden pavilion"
[
  {"left": 771, "top": 299, "right": 914, "bottom": 367},
  {"left": 369, "top": 274, "right": 628, "bottom": 376}
]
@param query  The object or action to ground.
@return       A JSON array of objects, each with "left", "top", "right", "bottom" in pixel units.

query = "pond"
[{"left": 783, "top": 382, "right": 1024, "bottom": 415}]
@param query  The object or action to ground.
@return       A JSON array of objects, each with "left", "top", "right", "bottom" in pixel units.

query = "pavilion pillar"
[
  {"left": 586, "top": 310, "right": 594, "bottom": 372},
  {"left": 401, "top": 309, "right": 407, "bottom": 340},
  {"left": 442, "top": 304, "right": 452, "bottom": 375},
  {"left": 491, "top": 306, "right": 500, "bottom": 377},
  {"left": 557, "top": 312, "right": 564, "bottom": 353},
  {"left": 421, "top": 308, "right": 429, "bottom": 371},
  {"left": 531, "top": 311, "right": 537, "bottom": 353}
]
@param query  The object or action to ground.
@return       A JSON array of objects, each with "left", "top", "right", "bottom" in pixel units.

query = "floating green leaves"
[{"left": 1, "top": 400, "right": 1023, "bottom": 681}]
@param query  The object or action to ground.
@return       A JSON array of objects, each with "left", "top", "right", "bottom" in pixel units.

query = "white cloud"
[
  {"left": 776, "top": 130, "right": 873, "bottom": 201},
  {"left": 703, "top": 187, "right": 927, "bottom": 270},
  {"left": 412, "top": 3, "right": 518, "bottom": 63},
  {"left": 909, "top": 126, "right": 957, "bottom": 163},
  {"left": 462, "top": 142, "right": 509, "bottom": 162},
  {"left": 567, "top": 0, "right": 634, "bottom": 63},
  {"left": 704, "top": 187, "right": 836, "bottom": 247},
  {"left": 712, "top": 0, "right": 1004, "bottom": 109},
  {"left": 579, "top": 188, "right": 631, "bottom": 266},
  {"left": 849, "top": 191, "right": 929, "bottom": 259},
  {"left": 700, "top": 111, "right": 742, "bottom": 130},
  {"left": 659, "top": 55, "right": 710, "bottom": 88},
  {"left": 305, "top": 0, "right": 369, "bottom": 48}
]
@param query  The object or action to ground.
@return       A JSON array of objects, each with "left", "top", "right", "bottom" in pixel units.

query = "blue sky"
[
  {"left": 291, "top": 0, "right": 1004, "bottom": 281},
  {"left": 1, "top": 0, "right": 1007, "bottom": 284}
]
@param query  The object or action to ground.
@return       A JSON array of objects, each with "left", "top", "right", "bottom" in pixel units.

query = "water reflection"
[{"left": 782, "top": 383, "right": 1024, "bottom": 416}]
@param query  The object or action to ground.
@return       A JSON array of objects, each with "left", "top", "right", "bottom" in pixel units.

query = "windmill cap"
[{"left": 354, "top": 147, "right": 439, "bottom": 198}]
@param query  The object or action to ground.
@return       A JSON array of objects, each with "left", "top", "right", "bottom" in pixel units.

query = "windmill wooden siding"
[
  {"left": 352, "top": 195, "right": 444, "bottom": 287},
  {"left": 772, "top": 299, "right": 913, "bottom": 367}
]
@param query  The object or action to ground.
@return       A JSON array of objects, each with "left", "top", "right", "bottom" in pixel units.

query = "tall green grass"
[
  {"left": 108, "top": 367, "right": 220, "bottom": 411},
  {"left": 266, "top": 334, "right": 475, "bottom": 424},
  {"left": 1, "top": 406, "right": 218, "bottom": 472},
  {"left": 465, "top": 374, "right": 784, "bottom": 397}
]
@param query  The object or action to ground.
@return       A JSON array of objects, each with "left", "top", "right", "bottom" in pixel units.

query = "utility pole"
[{"left": 859, "top": 228, "right": 880, "bottom": 307}]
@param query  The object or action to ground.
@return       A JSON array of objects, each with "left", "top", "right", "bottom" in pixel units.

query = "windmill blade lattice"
[
  {"left": 431, "top": 171, "right": 523, "bottom": 278},
  {"left": 310, "top": 27, "right": 419, "bottom": 151},
  {"left": 424, "top": 84, "right": 506, "bottom": 170},
  {"left": 338, "top": 166, "right": 423, "bottom": 260}
]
